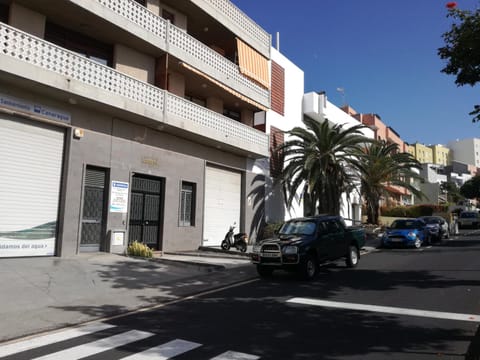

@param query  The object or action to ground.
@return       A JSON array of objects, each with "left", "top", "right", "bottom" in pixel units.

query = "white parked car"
[{"left": 458, "top": 211, "right": 480, "bottom": 229}]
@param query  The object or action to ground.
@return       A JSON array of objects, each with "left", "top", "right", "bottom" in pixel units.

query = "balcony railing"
[
  {"left": 0, "top": 22, "right": 268, "bottom": 156},
  {"left": 195, "top": 0, "right": 271, "bottom": 55},
  {"left": 80, "top": 0, "right": 269, "bottom": 107}
]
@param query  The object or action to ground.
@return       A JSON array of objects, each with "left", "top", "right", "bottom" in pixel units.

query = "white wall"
[
  {"left": 254, "top": 47, "right": 305, "bottom": 223},
  {"left": 448, "top": 138, "right": 480, "bottom": 167}
]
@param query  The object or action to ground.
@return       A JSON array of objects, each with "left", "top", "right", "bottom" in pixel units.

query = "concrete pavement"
[{"left": 0, "top": 249, "right": 254, "bottom": 343}]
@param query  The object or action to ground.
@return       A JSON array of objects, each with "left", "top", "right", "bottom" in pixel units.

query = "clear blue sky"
[{"left": 231, "top": 0, "right": 479, "bottom": 146}]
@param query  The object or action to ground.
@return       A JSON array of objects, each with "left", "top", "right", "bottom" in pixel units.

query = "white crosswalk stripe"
[
  {"left": 0, "top": 323, "right": 261, "bottom": 359},
  {"left": 211, "top": 350, "right": 260, "bottom": 359},
  {"left": 32, "top": 330, "right": 154, "bottom": 359},
  {"left": 0, "top": 323, "right": 115, "bottom": 358},
  {"left": 122, "top": 339, "right": 201, "bottom": 359}
]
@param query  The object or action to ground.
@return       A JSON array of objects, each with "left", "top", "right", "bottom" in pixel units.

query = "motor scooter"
[{"left": 221, "top": 223, "right": 248, "bottom": 252}]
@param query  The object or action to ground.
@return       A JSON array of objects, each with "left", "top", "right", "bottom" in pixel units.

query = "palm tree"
[
  {"left": 277, "top": 117, "right": 370, "bottom": 216},
  {"left": 354, "top": 141, "right": 424, "bottom": 224}
]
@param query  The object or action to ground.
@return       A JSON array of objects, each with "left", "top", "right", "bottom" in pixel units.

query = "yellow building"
[
  {"left": 429, "top": 144, "right": 450, "bottom": 166},
  {"left": 410, "top": 143, "right": 434, "bottom": 164},
  {"left": 406, "top": 144, "right": 415, "bottom": 157}
]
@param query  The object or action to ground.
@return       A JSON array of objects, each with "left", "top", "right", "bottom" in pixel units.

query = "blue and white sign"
[
  {"left": 0, "top": 93, "right": 71, "bottom": 124},
  {"left": 110, "top": 181, "right": 129, "bottom": 213}
]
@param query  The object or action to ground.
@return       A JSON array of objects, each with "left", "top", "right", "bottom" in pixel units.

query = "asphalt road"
[{"left": 2, "top": 230, "right": 480, "bottom": 359}]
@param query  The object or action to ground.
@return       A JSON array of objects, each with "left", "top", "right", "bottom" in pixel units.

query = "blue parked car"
[{"left": 381, "top": 219, "right": 430, "bottom": 249}]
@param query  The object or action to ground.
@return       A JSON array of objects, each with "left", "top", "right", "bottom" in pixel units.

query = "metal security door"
[
  {"left": 128, "top": 174, "right": 164, "bottom": 250},
  {"left": 81, "top": 167, "right": 107, "bottom": 252}
]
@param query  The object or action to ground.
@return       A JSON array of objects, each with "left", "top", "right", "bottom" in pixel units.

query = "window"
[
  {"left": 223, "top": 108, "right": 241, "bottom": 121},
  {"left": 0, "top": 4, "right": 8, "bottom": 23},
  {"left": 45, "top": 22, "right": 113, "bottom": 66},
  {"left": 162, "top": 9, "right": 175, "bottom": 24},
  {"left": 179, "top": 181, "right": 196, "bottom": 226}
]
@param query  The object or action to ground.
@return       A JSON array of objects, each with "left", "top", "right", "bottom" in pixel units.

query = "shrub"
[
  {"left": 381, "top": 204, "right": 449, "bottom": 218},
  {"left": 127, "top": 241, "right": 153, "bottom": 258}
]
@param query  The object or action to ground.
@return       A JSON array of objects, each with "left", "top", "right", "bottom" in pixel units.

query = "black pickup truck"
[{"left": 251, "top": 215, "right": 366, "bottom": 280}]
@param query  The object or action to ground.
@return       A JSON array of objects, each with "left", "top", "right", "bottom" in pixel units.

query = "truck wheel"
[
  {"left": 345, "top": 245, "right": 359, "bottom": 268},
  {"left": 300, "top": 254, "right": 318, "bottom": 280},
  {"left": 257, "top": 265, "right": 273, "bottom": 278}
]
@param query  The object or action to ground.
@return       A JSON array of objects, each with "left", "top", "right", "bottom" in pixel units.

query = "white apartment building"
[
  {"left": 448, "top": 138, "right": 480, "bottom": 167},
  {"left": 303, "top": 91, "right": 375, "bottom": 224},
  {"left": 253, "top": 47, "right": 305, "bottom": 224},
  {"left": 0, "top": 0, "right": 272, "bottom": 257}
]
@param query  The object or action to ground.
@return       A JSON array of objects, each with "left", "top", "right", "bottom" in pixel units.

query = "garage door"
[
  {"left": 0, "top": 116, "right": 64, "bottom": 257},
  {"left": 203, "top": 166, "right": 241, "bottom": 246}
]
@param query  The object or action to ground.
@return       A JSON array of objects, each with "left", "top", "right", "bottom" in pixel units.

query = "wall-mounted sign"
[
  {"left": 110, "top": 181, "right": 129, "bottom": 213},
  {"left": 0, "top": 93, "right": 71, "bottom": 124},
  {"left": 112, "top": 231, "right": 125, "bottom": 246}
]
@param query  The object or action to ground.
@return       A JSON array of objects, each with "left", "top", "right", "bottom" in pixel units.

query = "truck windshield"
[{"left": 279, "top": 220, "right": 316, "bottom": 235}]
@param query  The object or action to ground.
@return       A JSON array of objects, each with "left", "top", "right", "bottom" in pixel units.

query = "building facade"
[
  {"left": 303, "top": 93, "right": 375, "bottom": 224},
  {"left": 0, "top": 0, "right": 272, "bottom": 257},
  {"left": 430, "top": 144, "right": 450, "bottom": 166},
  {"left": 447, "top": 138, "right": 480, "bottom": 168},
  {"left": 254, "top": 47, "right": 305, "bottom": 224}
]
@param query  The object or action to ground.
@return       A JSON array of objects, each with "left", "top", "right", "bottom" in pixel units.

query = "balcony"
[
  {"left": 0, "top": 22, "right": 269, "bottom": 157},
  {"left": 66, "top": 0, "right": 270, "bottom": 108}
]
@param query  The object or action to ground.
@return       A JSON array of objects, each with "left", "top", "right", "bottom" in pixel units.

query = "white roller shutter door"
[
  {"left": 203, "top": 166, "right": 241, "bottom": 246},
  {"left": 0, "top": 116, "right": 64, "bottom": 257}
]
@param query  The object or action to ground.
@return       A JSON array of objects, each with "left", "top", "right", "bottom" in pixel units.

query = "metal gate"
[
  {"left": 80, "top": 167, "right": 107, "bottom": 252},
  {"left": 128, "top": 174, "right": 164, "bottom": 250}
]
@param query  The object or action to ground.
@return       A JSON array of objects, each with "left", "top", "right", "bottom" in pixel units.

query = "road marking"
[
  {"left": 0, "top": 323, "right": 115, "bottom": 357},
  {"left": 287, "top": 297, "right": 480, "bottom": 322},
  {"left": 32, "top": 330, "right": 154, "bottom": 359},
  {"left": 211, "top": 350, "right": 260, "bottom": 359},
  {"left": 122, "top": 339, "right": 201, "bottom": 359}
]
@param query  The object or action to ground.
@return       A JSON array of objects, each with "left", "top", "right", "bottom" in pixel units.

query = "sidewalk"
[{"left": 0, "top": 249, "right": 255, "bottom": 343}]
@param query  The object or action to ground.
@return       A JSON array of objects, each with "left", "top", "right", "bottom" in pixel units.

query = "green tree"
[
  {"left": 277, "top": 117, "right": 370, "bottom": 216},
  {"left": 438, "top": 5, "right": 480, "bottom": 122},
  {"left": 440, "top": 180, "right": 463, "bottom": 203},
  {"left": 460, "top": 175, "right": 480, "bottom": 199},
  {"left": 354, "top": 141, "right": 424, "bottom": 224}
]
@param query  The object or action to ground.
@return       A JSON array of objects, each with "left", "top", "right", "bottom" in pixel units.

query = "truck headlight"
[{"left": 283, "top": 246, "right": 298, "bottom": 254}]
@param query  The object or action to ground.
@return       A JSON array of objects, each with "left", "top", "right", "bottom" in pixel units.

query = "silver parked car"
[
  {"left": 417, "top": 216, "right": 449, "bottom": 242},
  {"left": 458, "top": 211, "right": 480, "bottom": 229}
]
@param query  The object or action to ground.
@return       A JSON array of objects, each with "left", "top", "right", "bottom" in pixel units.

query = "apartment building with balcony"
[{"left": 0, "top": 0, "right": 272, "bottom": 257}]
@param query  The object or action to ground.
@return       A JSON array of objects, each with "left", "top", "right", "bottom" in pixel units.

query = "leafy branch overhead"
[{"left": 438, "top": 4, "right": 480, "bottom": 122}]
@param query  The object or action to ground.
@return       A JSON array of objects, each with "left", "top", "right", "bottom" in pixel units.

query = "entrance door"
[
  {"left": 80, "top": 167, "right": 108, "bottom": 252},
  {"left": 128, "top": 174, "right": 164, "bottom": 250}
]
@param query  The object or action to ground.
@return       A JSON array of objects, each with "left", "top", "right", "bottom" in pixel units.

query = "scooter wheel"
[
  {"left": 240, "top": 244, "right": 247, "bottom": 252},
  {"left": 221, "top": 241, "right": 230, "bottom": 251}
]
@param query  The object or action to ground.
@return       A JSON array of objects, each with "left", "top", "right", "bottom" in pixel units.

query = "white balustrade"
[
  {"left": 0, "top": 23, "right": 268, "bottom": 154},
  {"left": 90, "top": 0, "right": 269, "bottom": 106},
  {"left": 167, "top": 93, "right": 268, "bottom": 149}
]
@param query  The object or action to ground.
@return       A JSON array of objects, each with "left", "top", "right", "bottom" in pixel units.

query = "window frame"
[{"left": 179, "top": 181, "right": 196, "bottom": 227}]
